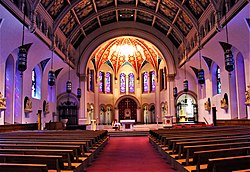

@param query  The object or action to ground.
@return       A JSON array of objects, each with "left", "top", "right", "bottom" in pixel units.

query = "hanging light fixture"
[
  {"left": 77, "top": 48, "right": 81, "bottom": 99},
  {"left": 66, "top": 58, "right": 72, "bottom": 93},
  {"left": 183, "top": 51, "right": 188, "bottom": 92},
  {"left": 173, "top": 87, "right": 178, "bottom": 97},
  {"left": 224, "top": 0, "right": 234, "bottom": 73},
  {"left": 77, "top": 83, "right": 81, "bottom": 99},
  {"left": 197, "top": 29, "right": 205, "bottom": 85},
  {"left": 48, "top": 49, "right": 56, "bottom": 86},
  {"left": 17, "top": 0, "right": 27, "bottom": 73}
]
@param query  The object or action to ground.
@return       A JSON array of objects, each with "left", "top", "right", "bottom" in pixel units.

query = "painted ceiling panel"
[
  {"left": 95, "top": 0, "right": 114, "bottom": 10},
  {"left": 154, "top": 18, "right": 170, "bottom": 35},
  {"left": 83, "top": 18, "right": 99, "bottom": 35},
  {"left": 175, "top": 17, "right": 190, "bottom": 36},
  {"left": 139, "top": 0, "right": 157, "bottom": 10},
  {"left": 136, "top": 11, "right": 153, "bottom": 25},
  {"left": 59, "top": 11, "right": 77, "bottom": 37},
  {"left": 100, "top": 12, "right": 116, "bottom": 26},
  {"left": 161, "top": 0, "right": 178, "bottom": 13},
  {"left": 159, "top": 4, "right": 176, "bottom": 22},
  {"left": 118, "top": 0, "right": 135, "bottom": 5},
  {"left": 179, "top": 11, "right": 193, "bottom": 30},
  {"left": 48, "top": 0, "right": 68, "bottom": 20},
  {"left": 184, "top": 0, "right": 203, "bottom": 19},
  {"left": 118, "top": 9, "right": 134, "bottom": 21},
  {"left": 74, "top": 0, "right": 94, "bottom": 22}
]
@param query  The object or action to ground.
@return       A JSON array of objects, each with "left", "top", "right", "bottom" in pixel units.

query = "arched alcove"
[
  {"left": 235, "top": 52, "right": 246, "bottom": 119},
  {"left": 5, "top": 55, "right": 15, "bottom": 124},
  {"left": 176, "top": 93, "right": 198, "bottom": 123}
]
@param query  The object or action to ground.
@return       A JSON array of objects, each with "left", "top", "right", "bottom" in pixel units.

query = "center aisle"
[{"left": 85, "top": 136, "right": 176, "bottom": 172}]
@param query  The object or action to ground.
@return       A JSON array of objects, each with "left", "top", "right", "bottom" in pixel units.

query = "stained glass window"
[
  {"left": 160, "top": 69, "right": 164, "bottom": 91},
  {"left": 143, "top": 72, "right": 148, "bottom": 92},
  {"left": 120, "top": 73, "right": 126, "bottom": 93},
  {"left": 106, "top": 72, "right": 111, "bottom": 93},
  {"left": 216, "top": 66, "right": 221, "bottom": 94},
  {"left": 90, "top": 70, "right": 94, "bottom": 92},
  {"left": 128, "top": 73, "right": 134, "bottom": 93},
  {"left": 31, "top": 69, "right": 36, "bottom": 98},
  {"left": 99, "top": 71, "right": 104, "bottom": 93},
  {"left": 150, "top": 71, "right": 156, "bottom": 92}
]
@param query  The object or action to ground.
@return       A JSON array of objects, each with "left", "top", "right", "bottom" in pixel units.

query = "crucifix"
[{"left": 125, "top": 99, "right": 129, "bottom": 108}]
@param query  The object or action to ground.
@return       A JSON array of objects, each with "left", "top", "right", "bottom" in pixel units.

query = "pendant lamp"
[
  {"left": 224, "top": 1, "right": 234, "bottom": 73},
  {"left": 17, "top": 0, "right": 27, "bottom": 73},
  {"left": 66, "top": 59, "right": 72, "bottom": 93},
  {"left": 48, "top": 50, "right": 56, "bottom": 86}
]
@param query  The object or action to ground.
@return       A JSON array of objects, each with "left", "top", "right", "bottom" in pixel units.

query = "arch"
[
  {"left": 235, "top": 52, "right": 246, "bottom": 119},
  {"left": 78, "top": 24, "right": 177, "bottom": 78},
  {"left": 5, "top": 55, "right": 15, "bottom": 124},
  {"left": 175, "top": 92, "right": 198, "bottom": 123},
  {"left": 114, "top": 95, "right": 141, "bottom": 109},
  {"left": 32, "top": 65, "right": 42, "bottom": 100},
  {"left": 57, "top": 93, "right": 80, "bottom": 125},
  {"left": 211, "top": 63, "right": 221, "bottom": 96}
]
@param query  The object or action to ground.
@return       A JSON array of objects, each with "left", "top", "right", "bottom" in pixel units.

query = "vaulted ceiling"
[
  {"left": 42, "top": 0, "right": 207, "bottom": 48},
  {"left": 2, "top": 0, "right": 248, "bottom": 67}
]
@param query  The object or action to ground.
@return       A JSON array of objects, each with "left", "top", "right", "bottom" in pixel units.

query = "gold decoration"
[{"left": 0, "top": 92, "right": 6, "bottom": 110}]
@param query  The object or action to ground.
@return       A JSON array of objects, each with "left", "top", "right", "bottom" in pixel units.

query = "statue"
[
  {"left": 204, "top": 98, "right": 211, "bottom": 111},
  {"left": 144, "top": 106, "right": 149, "bottom": 124},
  {"left": 220, "top": 98, "right": 228, "bottom": 109},
  {"left": 24, "top": 96, "right": 32, "bottom": 112},
  {"left": 245, "top": 85, "right": 250, "bottom": 105},
  {"left": 0, "top": 92, "right": 6, "bottom": 110},
  {"left": 43, "top": 100, "right": 49, "bottom": 114}
]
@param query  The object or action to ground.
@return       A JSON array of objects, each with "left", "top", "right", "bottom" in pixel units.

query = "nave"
[{"left": 85, "top": 136, "right": 175, "bottom": 172}]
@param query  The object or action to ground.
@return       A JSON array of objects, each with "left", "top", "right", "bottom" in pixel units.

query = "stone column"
[
  {"left": 167, "top": 74, "right": 176, "bottom": 123},
  {"left": 114, "top": 108, "right": 119, "bottom": 121},
  {"left": 94, "top": 78, "right": 99, "bottom": 121},
  {"left": 155, "top": 77, "right": 161, "bottom": 122},
  {"left": 78, "top": 74, "right": 86, "bottom": 124},
  {"left": 136, "top": 108, "right": 141, "bottom": 122}
]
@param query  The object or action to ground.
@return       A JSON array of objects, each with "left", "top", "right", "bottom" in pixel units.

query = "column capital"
[
  {"left": 80, "top": 74, "right": 87, "bottom": 81},
  {"left": 167, "top": 74, "right": 176, "bottom": 81}
]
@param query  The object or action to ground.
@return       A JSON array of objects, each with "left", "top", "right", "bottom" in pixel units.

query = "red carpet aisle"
[{"left": 85, "top": 136, "right": 175, "bottom": 172}]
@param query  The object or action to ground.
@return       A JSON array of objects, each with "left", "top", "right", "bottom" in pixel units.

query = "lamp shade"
[
  {"left": 225, "top": 48, "right": 234, "bottom": 72},
  {"left": 183, "top": 79, "right": 188, "bottom": 92},
  {"left": 66, "top": 80, "right": 72, "bottom": 93},
  {"left": 198, "top": 68, "right": 205, "bottom": 84},
  {"left": 48, "top": 70, "right": 56, "bottom": 86},
  {"left": 17, "top": 47, "right": 27, "bottom": 72},
  {"left": 77, "top": 88, "right": 81, "bottom": 99}
]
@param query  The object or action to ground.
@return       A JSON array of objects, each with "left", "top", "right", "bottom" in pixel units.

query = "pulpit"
[{"left": 120, "top": 119, "right": 135, "bottom": 130}]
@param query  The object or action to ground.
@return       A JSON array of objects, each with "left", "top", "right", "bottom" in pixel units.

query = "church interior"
[{"left": 0, "top": 0, "right": 250, "bottom": 171}]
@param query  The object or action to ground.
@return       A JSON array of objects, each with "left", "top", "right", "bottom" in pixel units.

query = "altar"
[{"left": 120, "top": 119, "right": 135, "bottom": 130}]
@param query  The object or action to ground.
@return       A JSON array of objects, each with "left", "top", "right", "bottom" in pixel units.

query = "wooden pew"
[
  {"left": 0, "top": 148, "right": 74, "bottom": 169},
  {"left": 193, "top": 146, "right": 250, "bottom": 171},
  {"left": 0, "top": 144, "right": 81, "bottom": 159},
  {"left": 0, "top": 140, "right": 88, "bottom": 157},
  {"left": 0, "top": 163, "right": 48, "bottom": 172},
  {"left": 207, "top": 155, "right": 250, "bottom": 172},
  {"left": 170, "top": 134, "right": 250, "bottom": 152},
  {"left": 183, "top": 142, "right": 250, "bottom": 165},
  {"left": 0, "top": 154, "right": 63, "bottom": 172},
  {"left": 175, "top": 136, "right": 250, "bottom": 157}
]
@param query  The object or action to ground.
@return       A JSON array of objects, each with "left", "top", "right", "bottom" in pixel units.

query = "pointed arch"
[{"left": 5, "top": 55, "right": 15, "bottom": 124}]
